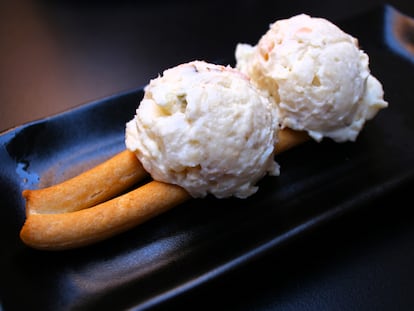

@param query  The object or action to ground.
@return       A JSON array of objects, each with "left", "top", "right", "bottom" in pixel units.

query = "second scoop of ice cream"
[
  {"left": 236, "top": 14, "right": 388, "bottom": 142},
  {"left": 126, "top": 61, "right": 280, "bottom": 198}
]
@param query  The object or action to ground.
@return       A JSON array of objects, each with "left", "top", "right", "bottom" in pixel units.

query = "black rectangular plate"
[{"left": 1, "top": 5, "right": 414, "bottom": 311}]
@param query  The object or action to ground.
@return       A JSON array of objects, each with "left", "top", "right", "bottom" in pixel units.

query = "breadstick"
[
  {"left": 23, "top": 150, "right": 147, "bottom": 215},
  {"left": 276, "top": 128, "right": 309, "bottom": 154},
  {"left": 20, "top": 129, "right": 309, "bottom": 250},
  {"left": 23, "top": 129, "right": 307, "bottom": 216},
  {"left": 20, "top": 181, "right": 190, "bottom": 250}
]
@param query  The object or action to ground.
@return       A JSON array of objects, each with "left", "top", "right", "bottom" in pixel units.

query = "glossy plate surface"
[{"left": 1, "top": 5, "right": 414, "bottom": 311}]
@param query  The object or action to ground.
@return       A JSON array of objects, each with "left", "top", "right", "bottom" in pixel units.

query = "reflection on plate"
[{"left": 1, "top": 5, "right": 414, "bottom": 311}]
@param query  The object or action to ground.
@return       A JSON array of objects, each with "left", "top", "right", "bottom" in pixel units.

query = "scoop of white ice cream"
[
  {"left": 126, "top": 61, "right": 280, "bottom": 198},
  {"left": 236, "top": 14, "right": 388, "bottom": 142}
]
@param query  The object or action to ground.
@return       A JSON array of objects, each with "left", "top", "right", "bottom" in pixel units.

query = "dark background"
[
  {"left": 0, "top": 0, "right": 413, "bottom": 132},
  {"left": 1, "top": 1, "right": 414, "bottom": 310}
]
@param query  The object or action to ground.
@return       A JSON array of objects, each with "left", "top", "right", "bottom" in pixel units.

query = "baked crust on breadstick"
[
  {"left": 23, "top": 150, "right": 147, "bottom": 215},
  {"left": 20, "top": 181, "right": 190, "bottom": 250},
  {"left": 20, "top": 129, "right": 309, "bottom": 250},
  {"left": 276, "top": 128, "right": 309, "bottom": 154}
]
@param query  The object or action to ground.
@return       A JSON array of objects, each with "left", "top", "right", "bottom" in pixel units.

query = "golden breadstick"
[
  {"left": 23, "top": 150, "right": 147, "bottom": 215},
  {"left": 20, "top": 181, "right": 190, "bottom": 250},
  {"left": 20, "top": 129, "right": 309, "bottom": 250},
  {"left": 276, "top": 128, "right": 309, "bottom": 154},
  {"left": 23, "top": 129, "right": 307, "bottom": 216}
]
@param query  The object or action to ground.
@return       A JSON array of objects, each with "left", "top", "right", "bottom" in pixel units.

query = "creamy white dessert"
[
  {"left": 126, "top": 61, "right": 280, "bottom": 198},
  {"left": 236, "top": 14, "right": 388, "bottom": 142}
]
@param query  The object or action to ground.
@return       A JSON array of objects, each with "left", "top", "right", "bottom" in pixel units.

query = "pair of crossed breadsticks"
[{"left": 20, "top": 128, "right": 309, "bottom": 250}]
